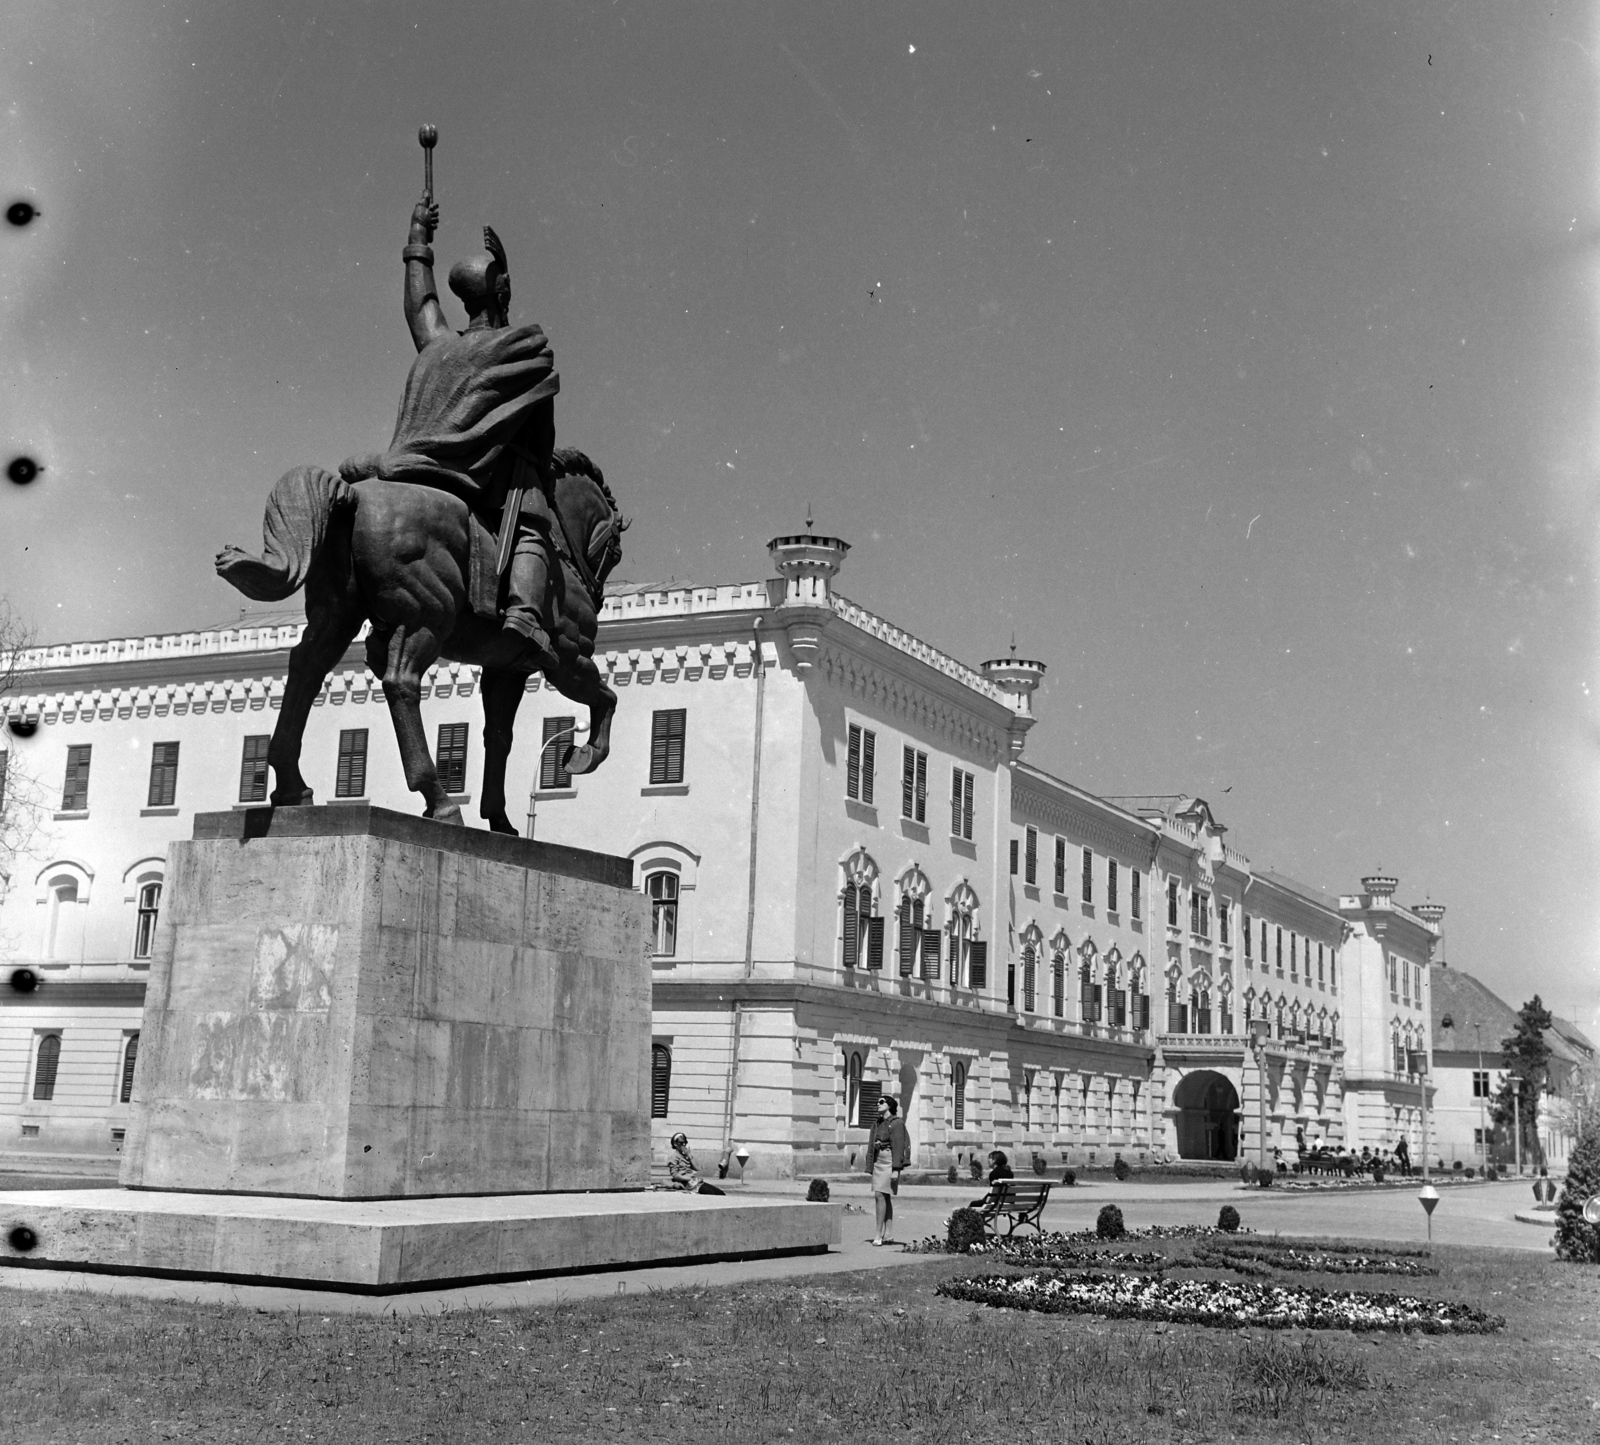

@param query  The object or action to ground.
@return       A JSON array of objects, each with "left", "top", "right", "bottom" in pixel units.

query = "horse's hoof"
[
  {"left": 566, "top": 745, "right": 604, "bottom": 776},
  {"left": 269, "top": 789, "right": 315, "bottom": 807},
  {"left": 427, "top": 804, "right": 465, "bottom": 826},
  {"left": 485, "top": 812, "right": 519, "bottom": 836}
]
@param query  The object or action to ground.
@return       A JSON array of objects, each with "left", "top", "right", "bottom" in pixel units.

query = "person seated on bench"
[
  {"left": 968, "top": 1150, "right": 1014, "bottom": 1209},
  {"left": 667, "top": 1133, "right": 725, "bottom": 1195}
]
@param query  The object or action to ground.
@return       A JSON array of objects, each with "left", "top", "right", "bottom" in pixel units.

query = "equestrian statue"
[{"left": 216, "top": 128, "right": 628, "bottom": 831}]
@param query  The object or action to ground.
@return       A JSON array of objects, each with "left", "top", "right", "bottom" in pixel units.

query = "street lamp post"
[
  {"left": 1408, "top": 1048, "right": 1430, "bottom": 1182},
  {"left": 1473, "top": 1022, "right": 1487, "bottom": 1166},
  {"left": 1511, "top": 1079, "right": 1522, "bottom": 1177}
]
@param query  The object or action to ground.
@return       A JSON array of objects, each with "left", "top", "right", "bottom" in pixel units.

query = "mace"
[{"left": 418, "top": 124, "right": 438, "bottom": 201}]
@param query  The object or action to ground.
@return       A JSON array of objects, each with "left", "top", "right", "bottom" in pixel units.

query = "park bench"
[{"left": 977, "top": 1178, "right": 1052, "bottom": 1237}]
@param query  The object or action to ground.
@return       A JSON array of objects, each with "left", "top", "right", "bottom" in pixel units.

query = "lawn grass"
[{"left": 1, "top": 1241, "right": 1596, "bottom": 1444}]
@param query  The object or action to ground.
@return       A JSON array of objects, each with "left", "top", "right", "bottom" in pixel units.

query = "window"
[
  {"left": 647, "top": 871, "right": 678, "bottom": 956},
  {"left": 897, "top": 894, "right": 925, "bottom": 977},
  {"left": 1167, "top": 877, "right": 1179, "bottom": 927},
  {"left": 919, "top": 916, "right": 941, "bottom": 981},
  {"left": 1131, "top": 869, "right": 1141, "bottom": 920},
  {"left": 1107, "top": 859, "right": 1118, "bottom": 914},
  {"left": 1387, "top": 955, "right": 1398, "bottom": 997},
  {"left": 1392, "top": 1030, "right": 1404, "bottom": 1074},
  {"left": 1260, "top": 918, "right": 1268, "bottom": 963},
  {"left": 1243, "top": 915, "right": 1253, "bottom": 960},
  {"left": 1009, "top": 839, "right": 1018, "bottom": 876},
  {"left": 45, "top": 877, "right": 80, "bottom": 960},
  {"left": 946, "top": 886, "right": 980, "bottom": 989},
  {"left": 650, "top": 1044, "right": 672, "bottom": 1118},
  {"left": 1275, "top": 927, "right": 1283, "bottom": 976},
  {"left": 32, "top": 1034, "right": 61, "bottom": 1101},
  {"left": 119, "top": 1033, "right": 140, "bottom": 1105},
  {"left": 851, "top": 1053, "right": 882, "bottom": 1126},
  {"left": 1024, "top": 827, "right": 1037, "bottom": 886},
  {"left": 650, "top": 709, "right": 686, "bottom": 785},
  {"left": 133, "top": 881, "right": 162, "bottom": 960},
  {"left": 1081, "top": 848, "right": 1093, "bottom": 904},
  {"left": 239, "top": 735, "right": 270, "bottom": 803},
  {"left": 900, "top": 746, "right": 927, "bottom": 822},
  {"left": 1473, "top": 1127, "right": 1488, "bottom": 1155},
  {"left": 1110, "top": 985, "right": 1127, "bottom": 1029},
  {"left": 952, "top": 1061, "right": 967, "bottom": 1131},
  {"left": 1329, "top": 955, "right": 1337, "bottom": 991},
  {"left": 335, "top": 729, "right": 368, "bottom": 798},
  {"left": 1196, "top": 991, "right": 1212, "bottom": 1034},
  {"left": 1290, "top": 933, "right": 1298, "bottom": 980},
  {"left": 1022, "top": 945, "right": 1038, "bottom": 1012},
  {"left": 540, "top": 715, "right": 575, "bottom": 790},
  {"left": 1134, "top": 990, "right": 1150, "bottom": 1031},
  {"left": 1167, "top": 987, "right": 1188, "bottom": 1033},
  {"left": 969, "top": 939, "right": 988, "bottom": 990},
  {"left": 147, "top": 741, "right": 180, "bottom": 808},
  {"left": 1218, "top": 900, "right": 1229, "bottom": 945},
  {"left": 846, "top": 724, "right": 875, "bottom": 803},
  {"left": 61, "top": 744, "right": 92, "bottom": 811},
  {"left": 1054, "top": 837, "right": 1066, "bottom": 895},
  {"left": 436, "top": 723, "right": 469, "bottom": 795},
  {"left": 950, "top": 768, "right": 974, "bottom": 839},
  {"left": 1051, "top": 951, "right": 1065, "bottom": 1017},
  {"left": 1472, "top": 1070, "right": 1491, "bottom": 1099},
  {"left": 1006, "top": 952, "right": 1016, "bottom": 1008},
  {"left": 1221, "top": 999, "right": 1233, "bottom": 1034}
]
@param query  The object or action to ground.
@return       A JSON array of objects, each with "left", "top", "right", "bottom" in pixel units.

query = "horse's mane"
[{"left": 551, "top": 447, "right": 616, "bottom": 514}]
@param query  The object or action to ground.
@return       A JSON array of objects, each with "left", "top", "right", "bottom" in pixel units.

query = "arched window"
[
  {"left": 1275, "top": 999, "right": 1286, "bottom": 1039},
  {"left": 1021, "top": 945, "right": 1036, "bottom": 1012},
  {"left": 946, "top": 881, "right": 982, "bottom": 989},
  {"left": 896, "top": 867, "right": 932, "bottom": 978},
  {"left": 32, "top": 1033, "right": 61, "bottom": 1101},
  {"left": 952, "top": 1060, "right": 967, "bottom": 1131},
  {"left": 1022, "top": 1070, "right": 1035, "bottom": 1132},
  {"left": 1197, "top": 989, "right": 1212, "bottom": 1035},
  {"left": 650, "top": 1043, "right": 672, "bottom": 1118},
  {"left": 646, "top": 871, "right": 679, "bottom": 957},
  {"left": 133, "top": 881, "right": 162, "bottom": 960},
  {"left": 840, "top": 851, "right": 881, "bottom": 970},
  {"left": 1051, "top": 949, "right": 1065, "bottom": 1018},
  {"left": 45, "top": 877, "right": 79, "bottom": 960},
  {"left": 1105, "top": 947, "right": 1126, "bottom": 1029},
  {"left": 1078, "top": 940, "right": 1101, "bottom": 1025},
  {"left": 118, "top": 1032, "right": 140, "bottom": 1105},
  {"left": 846, "top": 1049, "right": 880, "bottom": 1127}
]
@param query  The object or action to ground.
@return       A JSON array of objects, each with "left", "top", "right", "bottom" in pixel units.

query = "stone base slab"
[{"left": 0, "top": 1188, "right": 840, "bottom": 1294}]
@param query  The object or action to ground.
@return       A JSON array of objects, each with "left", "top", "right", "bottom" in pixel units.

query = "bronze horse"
[{"left": 215, "top": 447, "right": 626, "bottom": 832}]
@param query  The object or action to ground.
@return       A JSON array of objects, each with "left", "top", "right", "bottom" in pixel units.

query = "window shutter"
[
  {"left": 1092, "top": 983, "right": 1103, "bottom": 1022},
  {"left": 920, "top": 923, "right": 941, "bottom": 981},
  {"left": 436, "top": 723, "right": 469, "bottom": 795},
  {"left": 62, "top": 745, "right": 92, "bottom": 811},
  {"left": 898, "top": 896, "right": 915, "bottom": 975},
  {"left": 1009, "top": 839, "right": 1018, "bottom": 876},
  {"left": 1025, "top": 828, "right": 1037, "bottom": 885},
  {"left": 33, "top": 1035, "right": 60, "bottom": 1101},
  {"left": 1107, "top": 859, "right": 1118, "bottom": 913},
  {"left": 119, "top": 1034, "right": 139, "bottom": 1104},
  {"left": 1054, "top": 838, "right": 1065, "bottom": 895},
  {"left": 914, "top": 751, "right": 926, "bottom": 823},
  {"left": 1052, "top": 954, "right": 1064, "bottom": 1016},
  {"left": 860, "top": 730, "right": 875, "bottom": 804},
  {"left": 847, "top": 725, "right": 861, "bottom": 800},
  {"left": 650, "top": 709, "right": 686, "bottom": 785},
  {"left": 855, "top": 1079, "right": 882, "bottom": 1128},
  {"left": 866, "top": 915, "right": 884, "bottom": 970},
  {"left": 541, "top": 716, "right": 575, "bottom": 790},
  {"left": 952, "top": 1066, "right": 965, "bottom": 1130},
  {"left": 239, "top": 735, "right": 270, "bottom": 803},
  {"left": 962, "top": 771, "right": 974, "bottom": 840},
  {"left": 147, "top": 742, "right": 179, "bottom": 808},
  {"left": 901, "top": 747, "right": 915, "bottom": 819},
  {"left": 842, "top": 886, "right": 860, "bottom": 968},
  {"left": 1081, "top": 848, "right": 1093, "bottom": 903},
  {"left": 336, "top": 729, "right": 368, "bottom": 798},
  {"left": 969, "top": 939, "right": 987, "bottom": 989},
  {"left": 1131, "top": 870, "right": 1141, "bottom": 919},
  {"left": 650, "top": 1045, "right": 671, "bottom": 1118},
  {"left": 951, "top": 768, "right": 962, "bottom": 834}
]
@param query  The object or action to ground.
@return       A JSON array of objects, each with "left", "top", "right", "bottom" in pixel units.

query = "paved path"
[{"left": 0, "top": 1175, "right": 1552, "bottom": 1317}]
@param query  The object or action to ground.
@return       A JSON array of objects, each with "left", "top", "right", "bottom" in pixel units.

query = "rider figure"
[{"left": 339, "top": 194, "right": 562, "bottom": 670}]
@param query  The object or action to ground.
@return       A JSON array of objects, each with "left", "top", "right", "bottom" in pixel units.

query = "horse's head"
[{"left": 550, "top": 448, "right": 629, "bottom": 601}]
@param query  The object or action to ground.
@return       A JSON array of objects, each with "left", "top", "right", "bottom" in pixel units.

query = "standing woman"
[{"left": 867, "top": 1095, "right": 911, "bottom": 1246}]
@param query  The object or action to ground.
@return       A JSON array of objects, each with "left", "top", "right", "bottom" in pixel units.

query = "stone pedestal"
[
  {"left": 122, "top": 805, "right": 651, "bottom": 1198},
  {"left": 0, "top": 807, "right": 838, "bottom": 1292}
]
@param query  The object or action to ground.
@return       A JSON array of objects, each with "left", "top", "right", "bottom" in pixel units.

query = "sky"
[{"left": 2, "top": 2, "right": 1597, "bottom": 1031}]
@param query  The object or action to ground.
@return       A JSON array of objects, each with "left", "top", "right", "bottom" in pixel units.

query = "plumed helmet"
[{"left": 447, "top": 225, "right": 511, "bottom": 314}]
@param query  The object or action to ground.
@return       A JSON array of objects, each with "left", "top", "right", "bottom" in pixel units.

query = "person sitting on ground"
[{"left": 667, "top": 1133, "right": 725, "bottom": 1195}]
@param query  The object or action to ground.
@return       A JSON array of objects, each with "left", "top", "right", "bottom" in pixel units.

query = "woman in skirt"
[{"left": 867, "top": 1094, "right": 911, "bottom": 1245}]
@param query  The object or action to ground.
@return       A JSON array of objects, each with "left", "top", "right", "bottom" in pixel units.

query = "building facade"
[{"left": 0, "top": 533, "right": 1438, "bottom": 1177}]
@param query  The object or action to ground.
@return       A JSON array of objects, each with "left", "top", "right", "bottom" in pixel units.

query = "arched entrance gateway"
[{"left": 1172, "top": 1070, "right": 1240, "bottom": 1161}]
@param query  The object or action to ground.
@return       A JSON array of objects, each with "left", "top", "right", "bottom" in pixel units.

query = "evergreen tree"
[
  {"left": 1490, "top": 996, "right": 1554, "bottom": 1167},
  {"left": 1554, "top": 1127, "right": 1600, "bottom": 1263}
]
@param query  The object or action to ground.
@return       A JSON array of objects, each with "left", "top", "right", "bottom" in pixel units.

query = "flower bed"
[
  {"left": 1193, "top": 1241, "right": 1437, "bottom": 1278},
  {"left": 936, "top": 1273, "right": 1503, "bottom": 1333},
  {"left": 905, "top": 1222, "right": 1249, "bottom": 1255}
]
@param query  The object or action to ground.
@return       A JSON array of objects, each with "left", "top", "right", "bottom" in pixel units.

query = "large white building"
[{"left": 0, "top": 532, "right": 1443, "bottom": 1177}]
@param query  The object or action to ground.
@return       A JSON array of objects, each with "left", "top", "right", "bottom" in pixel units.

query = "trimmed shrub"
[
  {"left": 1113, "top": 1156, "right": 1131, "bottom": 1182},
  {"left": 947, "top": 1207, "right": 987, "bottom": 1254},
  {"left": 1452, "top": 1159, "right": 1464, "bottom": 1172},
  {"left": 1218, "top": 1204, "right": 1241, "bottom": 1233},
  {"left": 1096, "top": 1204, "right": 1125, "bottom": 1240},
  {"left": 806, "top": 1178, "right": 830, "bottom": 1202},
  {"left": 1555, "top": 1128, "right": 1600, "bottom": 1263},
  {"left": 946, "top": 1163, "right": 958, "bottom": 1184},
  {"left": 1061, "top": 1168, "right": 1077, "bottom": 1187},
  {"left": 1372, "top": 1166, "right": 1385, "bottom": 1185},
  {"left": 1464, "top": 1166, "right": 1475, "bottom": 1179}
]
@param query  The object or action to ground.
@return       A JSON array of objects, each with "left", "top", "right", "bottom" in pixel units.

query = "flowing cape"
[{"left": 340, "top": 323, "right": 559, "bottom": 513}]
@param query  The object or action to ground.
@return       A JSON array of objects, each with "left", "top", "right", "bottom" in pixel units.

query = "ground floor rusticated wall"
[
  {"left": 1153, "top": 1044, "right": 1344, "bottom": 1166},
  {"left": 1342, "top": 1077, "right": 1435, "bottom": 1162}
]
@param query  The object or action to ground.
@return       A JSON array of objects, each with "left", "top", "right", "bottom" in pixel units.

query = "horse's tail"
[{"left": 216, "top": 464, "right": 353, "bottom": 601}]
